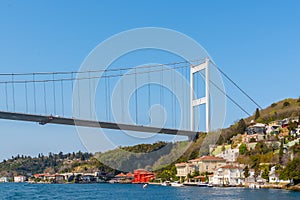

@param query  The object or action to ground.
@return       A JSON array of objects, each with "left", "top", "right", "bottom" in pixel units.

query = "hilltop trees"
[
  {"left": 236, "top": 119, "right": 247, "bottom": 134},
  {"left": 0, "top": 151, "right": 94, "bottom": 177},
  {"left": 283, "top": 101, "right": 290, "bottom": 107},
  {"left": 254, "top": 108, "right": 260, "bottom": 120}
]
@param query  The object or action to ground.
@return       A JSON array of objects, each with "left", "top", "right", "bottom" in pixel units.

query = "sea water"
[{"left": 0, "top": 183, "right": 299, "bottom": 200}]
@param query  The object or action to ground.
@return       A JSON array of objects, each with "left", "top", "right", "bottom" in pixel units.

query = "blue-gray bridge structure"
[{"left": 0, "top": 59, "right": 261, "bottom": 139}]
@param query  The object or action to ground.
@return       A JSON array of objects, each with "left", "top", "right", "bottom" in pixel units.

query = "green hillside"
[
  {"left": 218, "top": 97, "right": 300, "bottom": 144},
  {"left": 246, "top": 98, "right": 300, "bottom": 124}
]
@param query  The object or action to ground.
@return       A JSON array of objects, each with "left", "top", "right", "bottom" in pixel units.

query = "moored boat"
[
  {"left": 161, "top": 181, "right": 171, "bottom": 186},
  {"left": 197, "top": 182, "right": 213, "bottom": 187},
  {"left": 170, "top": 181, "right": 184, "bottom": 187}
]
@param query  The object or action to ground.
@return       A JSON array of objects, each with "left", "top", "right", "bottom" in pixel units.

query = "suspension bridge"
[{"left": 0, "top": 59, "right": 261, "bottom": 139}]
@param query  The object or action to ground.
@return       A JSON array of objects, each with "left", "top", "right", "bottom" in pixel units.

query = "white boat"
[
  {"left": 161, "top": 181, "right": 171, "bottom": 186},
  {"left": 170, "top": 181, "right": 184, "bottom": 187},
  {"left": 197, "top": 182, "right": 213, "bottom": 187}
]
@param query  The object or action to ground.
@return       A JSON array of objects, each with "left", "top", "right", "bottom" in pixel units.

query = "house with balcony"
[
  {"left": 212, "top": 165, "right": 244, "bottom": 186},
  {"left": 175, "top": 162, "right": 196, "bottom": 180},
  {"left": 246, "top": 123, "right": 266, "bottom": 135}
]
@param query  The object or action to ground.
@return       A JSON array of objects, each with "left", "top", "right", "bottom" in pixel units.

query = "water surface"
[{"left": 0, "top": 183, "right": 299, "bottom": 200}]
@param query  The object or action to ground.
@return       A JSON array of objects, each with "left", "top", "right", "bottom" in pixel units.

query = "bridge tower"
[{"left": 190, "top": 58, "right": 210, "bottom": 132}]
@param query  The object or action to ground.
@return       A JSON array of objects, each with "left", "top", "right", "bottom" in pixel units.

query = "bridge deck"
[{"left": 0, "top": 111, "right": 198, "bottom": 137}]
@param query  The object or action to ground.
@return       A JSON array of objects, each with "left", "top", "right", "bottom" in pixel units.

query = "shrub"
[
  {"left": 249, "top": 138, "right": 256, "bottom": 143},
  {"left": 239, "top": 143, "right": 247, "bottom": 155},
  {"left": 283, "top": 101, "right": 290, "bottom": 107},
  {"left": 271, "top": 103, "right": 277, "bottom": 107}
]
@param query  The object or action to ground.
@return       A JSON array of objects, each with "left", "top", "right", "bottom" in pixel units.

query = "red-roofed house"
[
  {"left": 113, "top": 172, "right": 134, "bottom": 183},
  {"left": 115, "top": 173, "right": 126, "bottom": 178},
  {"left": 132, "top": 169, "right": 155, "bottom": 183},
  {"left": 126, "top": 173, "right": 134, "bottom": 179}
]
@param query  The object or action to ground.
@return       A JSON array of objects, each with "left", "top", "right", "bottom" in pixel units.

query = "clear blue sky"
[{"left": 0, "top": 0, "right": 299, "bottom": 160}]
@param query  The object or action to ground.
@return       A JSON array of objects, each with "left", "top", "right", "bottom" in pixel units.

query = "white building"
[
  {"left": 266, "top": 125, "right": 281, "bottom": 135},
  {"left": 268, "top": 166, "right": 290, "bottom": 184},
  {"left": 216, "top": 148, "right": 239, "bottom": 162},
  {"left": 212, "top": 165, "right": 244, "bottom": 186},
  {"left": 0, "top": 177, "right": 9, "bottom": 183},
  {"left": 14, "top": 175, "right": 26, "bottom": 183},
  {"left": 269, "top": 166, "right": 279, "bottom": 183}
]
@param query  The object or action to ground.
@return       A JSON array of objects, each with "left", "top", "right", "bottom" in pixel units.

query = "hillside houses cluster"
[
  {"left": 244, "top": 117, "right": 300, "bottom": 142},
  {"left": 175, "top": 117, "right": 300, "bottom": 187}
]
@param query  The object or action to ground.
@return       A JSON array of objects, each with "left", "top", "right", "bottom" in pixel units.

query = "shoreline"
[{"left": 9, "top": 181, "right": 298, "bottom": 192}]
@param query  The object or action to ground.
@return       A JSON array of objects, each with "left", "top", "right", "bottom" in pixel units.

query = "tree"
[
  {"left": 250, "top": 155, "right": 260, "bottom": 182},
  {"left": 279, "top": 157, "right": 300, "bottom": 183},
  {"left": 288, "top": 121, "right": 298, "bottom": 131},
  {"left": 283, "top": 101, "right": 290, "bottom": 107},
  {"left": 253, "top": 167, "right": 260, "bottom": 182},
  {"left": 239, "top": 143, "right": 247, "bottom": 155},
  {"left": 271, "top": 103, "right": 277, "bottom": 108},
  {"left": 249, "top": 138, "right": 256, "bottom": 143},
  {"left": 254, "top": 108, "right": 260, "bottom": 120},
  {"left": 254, "top": 141, "right": 270, "bottom": 155},
  {"left": 261, "top": 168, "right": 269, "bottom": 182},
  {"left": 243, "top": 166, "right": 250, "bottom": 178},
  {"left": 192, "top": 171, "right": 199, "bottom": 177},
  {"left": 221, "top": 145, "right": 226, "bottom": 152},
  {"left": 236, "top": 119, "right": 247, "bottom": 134},
  {"left": 279, "top": 139, "right": 284, "bottom": 165}
]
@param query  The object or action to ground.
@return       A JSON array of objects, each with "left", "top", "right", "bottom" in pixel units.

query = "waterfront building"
[
  {"left": 175, "top": 162, "right": 196, "bottom": 179},
  {"left": 132, "top": 169, "right": 155, "bottom": 183},
  {"left": 14, "top": 175, "right": 26, "bottom": 183},
  {"left": 212, "top": 165, "right": 244, "bottom": 186},
  {"left": 175, "top": 156, "right": 227, "bottom": 180},
  {"left": 112, "top": 172, "right": 134, "bottom": 183},
  {"left": 0, "top": 177, "right": 9, "bottom": 183},
  {"left": 188, "top": 156, "right": 227, "bottom": 174}
]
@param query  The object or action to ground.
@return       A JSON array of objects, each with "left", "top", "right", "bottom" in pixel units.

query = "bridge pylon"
[{"left": 190, "top": 58, "right": 210, "bottom": 132}]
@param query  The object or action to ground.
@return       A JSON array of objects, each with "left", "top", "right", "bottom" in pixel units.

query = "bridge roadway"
[{"left": 0, "top": 111, "right": 198, "bottom": 138}]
